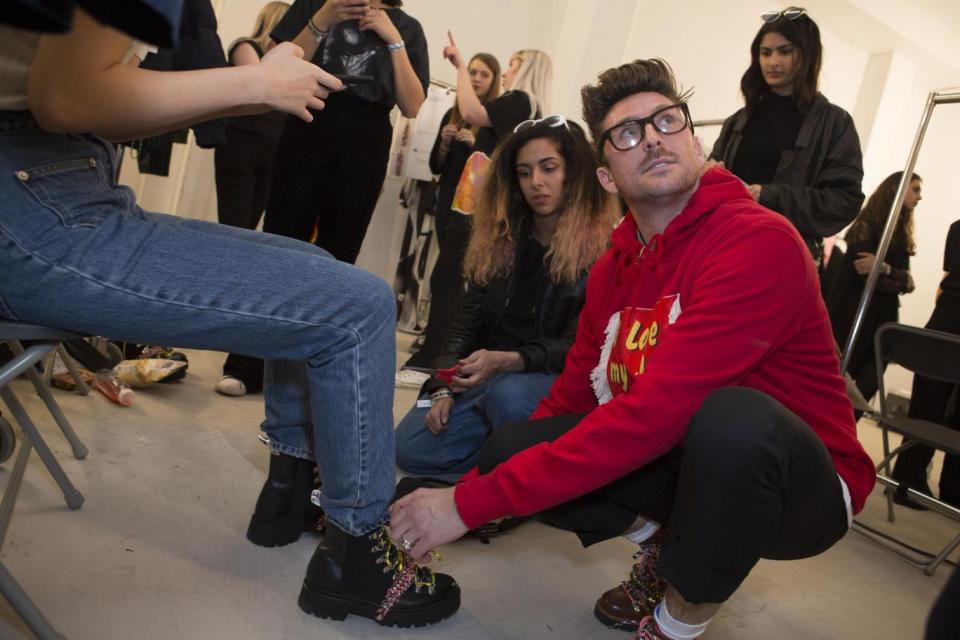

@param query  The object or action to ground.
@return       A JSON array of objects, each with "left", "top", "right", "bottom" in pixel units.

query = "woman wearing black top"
[
  {"left": 264, "top": 0, "right": 429, "bottom": 263},
  {"left": 214, "top": 1, "right": 290, "bottom": 398},
  {"left": 708, "top": 7, "right": 864, "bottom": 267},
  {"left": 892, "top": 218, "right": 960, "bottom": 509},
  {"left": 825, "top": 171, "right": 922, "bottom": 404},
  {"left": 397, "top": 38, "right": 552, "bottom": 385}
]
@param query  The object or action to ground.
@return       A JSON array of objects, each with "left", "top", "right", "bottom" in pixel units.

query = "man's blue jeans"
[
  {"left": 0, "top": 115, "right": 395, "bottom": 535},
  {"left": 395, "top": 372, "right": 557, "bottom": 479}
]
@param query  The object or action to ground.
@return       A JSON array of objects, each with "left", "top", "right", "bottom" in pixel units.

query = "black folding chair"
[{"left": 851, "top": 322, "right": 960, "bottom": 575}]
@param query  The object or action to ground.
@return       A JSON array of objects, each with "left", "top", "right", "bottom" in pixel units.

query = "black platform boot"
[
  {"left": 246, "top": 451, "right": 326, "bottom": 547},
  {"left": 298, "top": 523, "right": 461, "bottom": 627}
]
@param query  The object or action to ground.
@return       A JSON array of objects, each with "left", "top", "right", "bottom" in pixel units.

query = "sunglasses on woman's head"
[
  {"left": 761, "top": 6, "right": 806, "bottom": 23},
  {"left": 513, "top": 114, "right": 568, "bottom": 133}
]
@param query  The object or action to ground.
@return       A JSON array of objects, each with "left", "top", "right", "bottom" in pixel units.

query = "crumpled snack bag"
[{"left": 114, "top": 358, "right": 187, "bottom": 387}]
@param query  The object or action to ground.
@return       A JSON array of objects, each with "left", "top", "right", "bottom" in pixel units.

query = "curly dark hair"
[{"left": 845, "top": 172, "right": 921, "bottom": 255}]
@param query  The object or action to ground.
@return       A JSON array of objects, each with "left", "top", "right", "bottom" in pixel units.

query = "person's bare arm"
[
  {"left": 28, "top": 7, "right": 340, "bottom": 142},
  {"left": 230, "top": 41, "right": 261, "bottom": 66},
  {"left": 443, "top": 31, "right": 490, "bottom": 127},
  {"left": 359, "top": 7, "right": 424, "bottom": 117}
]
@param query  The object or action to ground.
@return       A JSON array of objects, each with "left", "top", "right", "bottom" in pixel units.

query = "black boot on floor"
[
  {"left": 247, "top": 451, "right": 326, "bottom": 547},
  {"left": 298, "top": 523, "right": 461, "bottom": 627}
]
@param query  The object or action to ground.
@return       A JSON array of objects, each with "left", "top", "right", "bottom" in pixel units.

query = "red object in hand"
[{"left": 435, "top": 366, "right": 458, "bottom": 385}]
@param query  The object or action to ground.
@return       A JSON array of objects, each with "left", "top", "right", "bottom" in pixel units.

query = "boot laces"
[
  {"left": 369, "top": 526, "right": 438, "bottom": 621},
  {"left": 621, "top": 544, "right": 665, "bottom": 614}
]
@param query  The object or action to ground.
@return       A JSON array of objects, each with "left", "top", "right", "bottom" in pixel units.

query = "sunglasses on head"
[
  {"left": 513, "top": 114, "right": 568, "bottom": 134},
  {"left": 761, "top": 6, "right": 806, "bottom": 23}
]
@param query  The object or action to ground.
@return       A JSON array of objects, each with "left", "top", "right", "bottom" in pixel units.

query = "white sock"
[
  {"left": 653, "top": 600, "right": 709, "bottom": 640},
  {"left": 623, "top": 518, "right": 660, "bottom": 544}
]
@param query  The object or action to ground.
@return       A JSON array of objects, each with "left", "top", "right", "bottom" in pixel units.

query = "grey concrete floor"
[{"left": 0, "top": 336, "right": 956, "bottom": 639}]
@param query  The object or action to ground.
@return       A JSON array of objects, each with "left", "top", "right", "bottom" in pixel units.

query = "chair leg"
[
  {"left": 924, "top": 532, "right": 960, "bottom": 576},
  {"left": 57, "top": 345, "right": 90, "bottom": 397},
  {"left": 8, "top": 341, "right": 88, "bottom": 460},
  {"left": 0, "top": 562, "right": 66, "bottom": 640},
  {"left": 0, "top": 388, "right": 84, "bottom": 511},
  {"left": 0, "top": 436, "right": 32, "bottom": 553}
]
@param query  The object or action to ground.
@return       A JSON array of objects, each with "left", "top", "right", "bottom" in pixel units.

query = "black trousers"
[
  {"left": 404, "top": 211, "right": 471, "bottom": 368},
  {"left": 892, "top": 294, "right": 960, "bottom": 506},
  {"left": 214, "top": 126, "right": 280, "bottom": 391},
  {"left": 263, "top": 94, "right": 392, "bottom": 264},
  {"left": 476, "top": 387, "right": 850, "bottom": 604}
]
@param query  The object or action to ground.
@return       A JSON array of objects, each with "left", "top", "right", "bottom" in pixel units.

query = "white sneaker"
[
  {"left": 215, "top": 375, "right": 247, "bottom": 397},
  {"left": 395, "top": 369, "right": 430, "bottom": 389}
]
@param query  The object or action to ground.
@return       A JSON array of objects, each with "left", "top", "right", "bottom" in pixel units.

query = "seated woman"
[{"left": 396, "top": 117, "right": 618, "bottom": 479}]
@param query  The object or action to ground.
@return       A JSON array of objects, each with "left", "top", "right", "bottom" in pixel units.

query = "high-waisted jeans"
[{"left": 0, "top": 112, "right": 395, "bottom": 535}]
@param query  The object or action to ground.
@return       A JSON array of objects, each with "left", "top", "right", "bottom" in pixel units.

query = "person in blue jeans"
[
  {"left": 0, "top": 1, "right": 457, "bottom": 627},
  {"left": 396, "top": 116, "right": 618, "bottom": 479}
]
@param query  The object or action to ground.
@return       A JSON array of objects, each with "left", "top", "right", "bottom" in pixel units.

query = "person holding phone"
[
  {"left": 395, "top": 117, "right": 617, "bottom": 479},
  {"left": 264, "top": 0, "right": 429, "bottom": 263}
]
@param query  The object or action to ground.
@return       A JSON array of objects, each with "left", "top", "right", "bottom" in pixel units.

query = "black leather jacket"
[
  {"left": 422, "top": 240, "right": 588, "bottom": 395},
  {"left": 710, "top": 93, "right": 864, "bottom": 264}
]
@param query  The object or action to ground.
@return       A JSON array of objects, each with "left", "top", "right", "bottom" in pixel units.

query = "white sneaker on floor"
[
  {"left": 395, "top": 369, "right": 430, "bottom": 389},
  {"left": 215, "top": 375, "right": 247, "bottom": 397}
]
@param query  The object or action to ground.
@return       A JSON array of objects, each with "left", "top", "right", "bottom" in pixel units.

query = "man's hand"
[
  {"left": 424, "top": 396, "right": 454, "bottom": 435},
  {"left": 313, "top": 0, "right": 369, "bottom": 31},
  {"left": 442, "top": 31, "right": 464, "bottom": 70},
  {"left": 390, "top": 487, "right": 469, "bottom": 562},
  {"left": 359, "top": 7, "right": 402, "bottom": 45},
  {"left": 258, "top": 43, "right": 342, "bottom": 121}
]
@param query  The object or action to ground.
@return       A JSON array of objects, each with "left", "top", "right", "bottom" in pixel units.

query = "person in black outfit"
[
  {"left": 429, "top": 52, "right": 501, "bottom": 244},
  {"left": 708, "top": 7, "right": 863, "bottom": 268},
  {"left": 397, "top": 40, "right": 553, "bottom": 385},
  {"left": 213, "top": 1, "right": 290, "bottom": 397},
  {"left": 826, "top": 171, "right": 922, "bottom": 404},
  {"left": 892, "top": 218, "right": 960, "bottom": 508},
  {"left": 395, "top": 118, "right": 617, "bottom": 478},
  {"left": 264, "top": 0, "right": 428, "bottom": 263}
]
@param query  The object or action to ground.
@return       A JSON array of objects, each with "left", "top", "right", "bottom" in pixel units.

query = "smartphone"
[{"left": 334, "top": 73, "right": 374, "bottom": 84}]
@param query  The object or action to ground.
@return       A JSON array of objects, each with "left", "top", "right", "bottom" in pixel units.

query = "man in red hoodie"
[{"left": 390, "top": 59, "right": 876, "bottom": 639}]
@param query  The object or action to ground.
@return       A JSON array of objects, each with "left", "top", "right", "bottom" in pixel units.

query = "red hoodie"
[{"left": 454, "top": 167, "right": 876, "bottom": 528}]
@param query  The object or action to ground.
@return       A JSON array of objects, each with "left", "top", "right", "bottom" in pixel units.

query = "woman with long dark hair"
[
  {"left": 397, "top": 38, "right": 553, "bottom": 386},
  {"left": 709, "top": 7, "right": 864, "bottom": 267},
  {"left": 826, "top": 171, "right": 922, "bottom": 402},
  {"left": 395, "top": 117, "right": 618, "bottom": 478}
]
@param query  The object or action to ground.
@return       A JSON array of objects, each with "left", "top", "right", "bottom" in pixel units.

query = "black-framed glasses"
[
  {"left": 514, "top": 114, "right": 568, "bottom": 133},
  {"left": 761, "top": 6, "right": 806, "bottom": 23},
  {"left": 599, "top": 103, "right": 691, "bottom": 156}
]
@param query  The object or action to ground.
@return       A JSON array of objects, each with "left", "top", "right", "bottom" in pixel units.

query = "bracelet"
[
  {"left": 386, "top": 40, "right": 405, "bottom": 52},
  {"left": 307, "top": 17, "right": 328, "bottom": 43},
  {"left": 430, "top": 389, "right": 454, "bottom": 402}
]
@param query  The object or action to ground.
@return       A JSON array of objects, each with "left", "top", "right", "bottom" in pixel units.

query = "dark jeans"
[
  {"left": 477, "top": 387, "right": 850, "bottom": 604},
  {"left": 214, "top": 126, "right": 278, "bottom": 390},
  {"left": 892, "top": 294, "right": 960, "bottom": 506},
  {"left": 404, "top": 211, "right": 471, "bottom": 368},
  {"left": 263, "top": 94, "right": 392, "bottom": 264}
]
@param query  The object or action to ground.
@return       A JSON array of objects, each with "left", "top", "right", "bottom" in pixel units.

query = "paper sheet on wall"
[{"left": 388, "top": 85, "right": 455, "bottom": 181}]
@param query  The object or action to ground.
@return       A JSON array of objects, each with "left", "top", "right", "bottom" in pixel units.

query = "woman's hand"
[
  {"left": 257, "top": 42, "right": 342, "bottom": 121},
  {"left": 451, "top": 349, "right": 520, "bottom": 390},
  {"left": 313, "top": 0, "right": 369, "bottom": 31},
  {"left": 854, "top": 252, "right": 879, "bottom": 275},
  {"left": 442, "top": 31, "right": 464, "bottom": 70},
  {"left": 390, "top": 487, "right": 469, "bottom": 563},
  {"left": 440, "top": 123, "right": 458, "bottom": 146},
  {"left": 454, "top": 128, "right": 476, "bottom": 147},
  {"left": 747, "top": 183, "right": 763, "bottom": 201},
  {"left": 359, "top": 7, "right": 402, "bottom": 45},
  {"left": 424, "top": 396, "right": 455, "bottom": 435}
]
